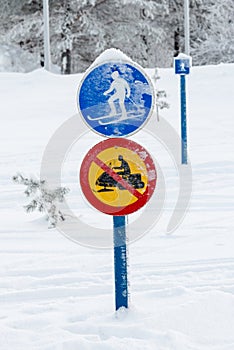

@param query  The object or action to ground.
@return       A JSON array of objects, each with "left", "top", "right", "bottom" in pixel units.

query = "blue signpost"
[
  {"left": 78, "top": 55, "right": 156, "bottom": 311},
  {"left": 174, "top": 54, "right": 191, "bottom": 165},
  {"left": 180, "top": 74, "right": 187, "bottom": 164},
  {"left": 113, "top": 216, "right": 128, "bottom": 310}
]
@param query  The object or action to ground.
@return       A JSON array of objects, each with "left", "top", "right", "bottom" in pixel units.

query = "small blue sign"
[
  {"left": 77, "top": 61, "right": 154, "bottom": 137},
  {"left": 175, "top": 58, "right": 190, "bottom": 75}
]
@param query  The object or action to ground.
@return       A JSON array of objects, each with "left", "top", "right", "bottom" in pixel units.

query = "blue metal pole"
[
  {"left": 113, "top": 216, "right": 128, "bottom": 310},
  {"left": 180, "top": 74, "right": 188, "bottom": 164}
]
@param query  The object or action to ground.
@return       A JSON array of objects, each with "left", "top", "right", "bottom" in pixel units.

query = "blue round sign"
[{"left": 77, "top": 61, "right": 155, "bottom": 137}]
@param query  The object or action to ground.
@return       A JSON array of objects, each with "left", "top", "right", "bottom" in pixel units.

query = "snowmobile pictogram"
[{"left": 95, "top": 156, "right": 145, "bottom": 193}]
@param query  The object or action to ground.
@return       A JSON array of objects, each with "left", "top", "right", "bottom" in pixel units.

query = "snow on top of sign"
[
  {"left": 90, "top": 48, "right": 134, "bottom": 68},
  {"left": 176, "top": 53, "right": 192, "bottom": 60},
  {"left": 175, "top": 53, "right": 192, "bottom": 65}
]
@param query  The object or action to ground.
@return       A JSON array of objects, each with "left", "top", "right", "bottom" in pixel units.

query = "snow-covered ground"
[{"left": 0, "top": 62, "right": 234, "bottom": 349}]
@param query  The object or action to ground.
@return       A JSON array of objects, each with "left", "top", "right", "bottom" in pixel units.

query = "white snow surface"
[{"left": 0, "top": 63, "right": 234, "bottom": 349}]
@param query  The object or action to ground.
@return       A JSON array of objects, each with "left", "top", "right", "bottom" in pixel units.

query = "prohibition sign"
[{"left": 80, "top": 138, "right": 157, "bottom": 216}]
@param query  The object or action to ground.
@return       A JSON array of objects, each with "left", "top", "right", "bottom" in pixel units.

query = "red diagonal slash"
[{"left": 94, "top": 157, "right": 144, "bottom": 199}]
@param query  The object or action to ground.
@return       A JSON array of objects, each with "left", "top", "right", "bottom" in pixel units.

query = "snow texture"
[{"left": 0, "top": 61, "right": 234, "bottom": 349}]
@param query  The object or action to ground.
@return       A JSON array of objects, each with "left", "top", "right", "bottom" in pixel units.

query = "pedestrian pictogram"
[
  {"left": 174, "top": 54, "right": 191, "bottom": 75},
  {"left": 80, "top": 138, "right": 157, "bottom": 216},
  {"left": 77, "top": 61, "right": 154, "bottom": 138}
]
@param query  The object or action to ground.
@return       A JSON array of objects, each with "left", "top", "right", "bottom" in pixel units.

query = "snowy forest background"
[{"left": 0, "top": 0, "right": 234, "bottom": 73}]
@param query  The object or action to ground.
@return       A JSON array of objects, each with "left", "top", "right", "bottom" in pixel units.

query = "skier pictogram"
[
  {"left": 77, "top": 61, "right": 154, "bottom": 137},
  {"left": 88, "top": 71, "right": 145, "bottom": 126},
  {"left": 103, "top": 71, "right": 130, "bottom": 119}
]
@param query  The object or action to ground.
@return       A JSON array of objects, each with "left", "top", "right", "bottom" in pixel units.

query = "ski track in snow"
[{"left": 0, "top": 65, "right": 234, "bottom": 349}]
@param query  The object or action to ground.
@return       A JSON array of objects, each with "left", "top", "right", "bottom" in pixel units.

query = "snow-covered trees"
[
  {"left": 190, "top": 0, "right": 234, "bottom": 65},
  {"left": 0, "top": 0, "right": 233, "bottom": 73},
  {"left": 13, "top": 173, "right": 70, "bottom": 228},
  {"left": 168, "top": 0, "right": 234, "bottom": 64},
  {"left": 60, "top": 1, "right": 73, "bottom": 74}
]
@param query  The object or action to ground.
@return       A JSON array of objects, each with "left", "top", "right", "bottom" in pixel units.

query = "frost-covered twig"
[
  {"left": 13, "top": 173, "right": 70, "bottom": 228},
  {"left": 152, "top": 68, "right": 170, "bottom": 121}
]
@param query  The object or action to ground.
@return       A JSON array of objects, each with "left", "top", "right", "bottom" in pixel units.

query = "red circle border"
[{"left": 80, "top": 138, "right": 157, "bottom": 215}]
